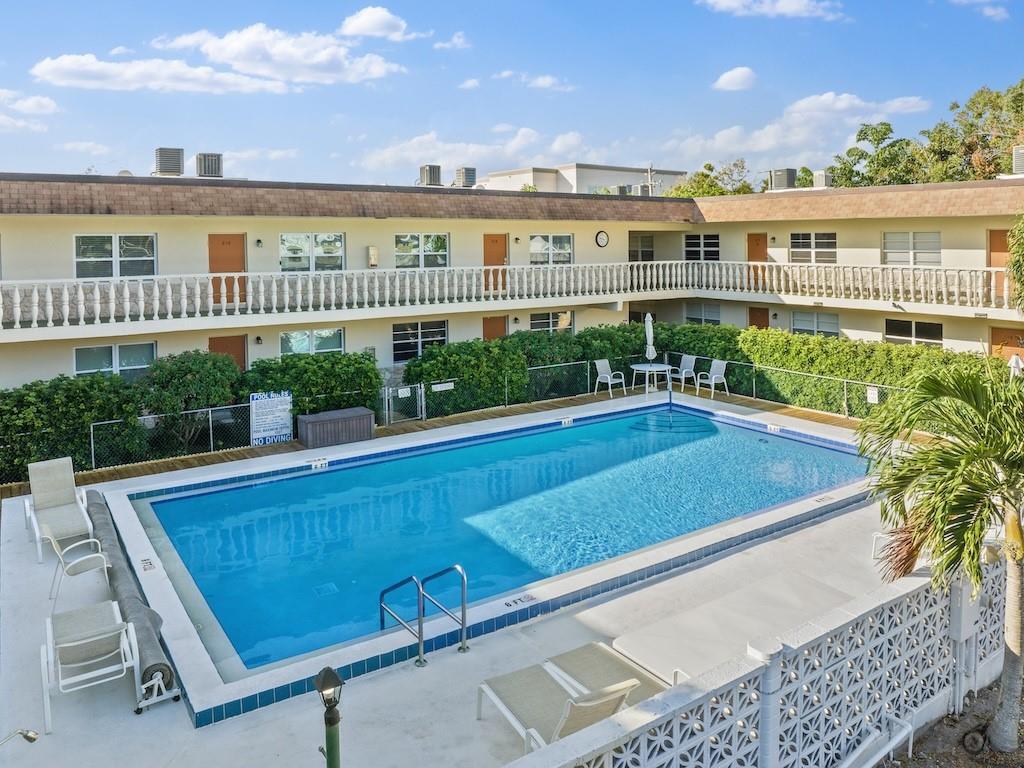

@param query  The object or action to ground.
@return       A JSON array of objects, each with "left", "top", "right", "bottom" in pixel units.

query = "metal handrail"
[
  {"left": 379, "top": 575, "right": 426, "bottom": 667},
  {"left": 421, "top": 564, "right": 469, "bottom": 654}
]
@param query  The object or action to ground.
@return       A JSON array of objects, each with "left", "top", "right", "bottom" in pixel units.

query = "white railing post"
[{"left": 748, "top": 639, "right": 784, "bottom": 768}]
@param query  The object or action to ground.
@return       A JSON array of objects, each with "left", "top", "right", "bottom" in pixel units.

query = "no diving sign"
[{"left": 250, "top": 391, "right": 293, "bottom": 446}]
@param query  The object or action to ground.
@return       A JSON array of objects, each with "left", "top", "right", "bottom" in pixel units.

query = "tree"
[
  {"left": 858, "top": 363, "right": 1024, "bottom": 752},
  {"left": 519, "top": 183, "right": 538, "bottom": 192},
  {"left": 795, "top": 166, "right": 815, "bottom": 188},
  {"left": 1008, "top": 214, "right": 1024, "bottom": 312},
  {"left": 828, "top": 122, "right": 924, "bottom": 187},
  {"left": 665, "top": 159, "right": 754, "bottom": 197}
]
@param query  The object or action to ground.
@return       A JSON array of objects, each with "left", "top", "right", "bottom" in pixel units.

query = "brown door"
[
  {"left": 483, "top": 233, "right": 508, "bottom": 293},
  {"left": 208, "top": 234, "right": 247, "bottom": 305},
  {"left": 483, "top": 315, "right": 508, "bottom": 341},
  {"left": 748, "top": 307, "right": 770, "bottom": 329},
  {"left": 209, "top": 334, "right": 248, "bottom": 370},
  {"left": 991, "top": 327, "right": 1024, "bottom": 361},
  {"left": 746, "top": 233, "right": 768, "bottom": 262},
  {"left": 989, "top": 230, "right": 1010, "bottom": 304}
]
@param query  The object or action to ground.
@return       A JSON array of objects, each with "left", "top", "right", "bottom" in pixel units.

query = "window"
[
  {"left": 392, "top": 320, "right": 448, "bottom": 362},
  {"left": 629, "top": 311, "right": 655, "bottom": 323},
  {"left": 529, "top": 311, "right": 574, "bottom": 334},
  {"left": 280, "top": 329, "right": 345, "bottom": 355},
  {"left": 395, "top": 234, "right": 449, "bottom": 268},
  {"left": 529, "top": 234, "right": 573, "bottom": 265},
  {"left": 882, "top": 232, "right": 941, "bottom": 266},
  {"left": 74, "top": 342, "right": 155, "bottom": 382},
  {"left": 791, "top": 311, "right": 840, "bottom": 337},
  {"left": 884, "top": 319, "right": 943, "bottom": 346},
  {"left": 685, "top": 302, "right": 720, "bottom": 325},
  {"left": 279, "top": 233, "right": 345, "bottom": 271},
  {"left": 789, "top": 233, "right": 837, "bottom": 264},
  {"left": 629, "top": 234, "right": 655, "bottom": 262},
  {"left": 684, "top": 233, "right": 720, "bottom": 261},
  {"left": 74, "top": 235, "right": 156, "bottom": 278}
]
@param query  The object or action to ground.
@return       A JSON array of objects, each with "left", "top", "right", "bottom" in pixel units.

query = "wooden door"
[
  {"left": 208, "top": 234, "right": 247, "bottom": 305},
  {"left": 209, "top": 334, "right": 248, "bottom": 370},
  {"left": 747, "top": 233, "right": 768, "bottom": 291},
  {"left": 991, "top": 327, "right": 1024, "bottom": 361},
  {"left": 482, "top": 315, "right": 508, "bottom": 341},
  {"left": 989, "top": 230, "right": 1010, "bottom": 304},
  {"left": 483, "top": 233, "right": 508, "bottom": 293},
  {"left": 748, "top": 307, "right": 770, "bottom": 329}
]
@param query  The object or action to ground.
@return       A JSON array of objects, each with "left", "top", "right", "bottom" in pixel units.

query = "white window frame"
[
  {"left": 684, "top": 233, "right": 720, "bottom": 261},
  {"left": 392, "top": 320, "right": 449, "bottom": 362},
  {"left": 529, "top": 234, "right": 574, "bottom": 265},
  {"left": 74, "top": 341, "right": 156, "bottom": 379},
  {"left": 529, "top": 311, "right": 574, "bottom": 334},
  {"left": 882, "top": 231, "right": 941, "bottom": 266},
  {"left": 685, "top": 302, "right": 720, "bottom": 325},
  {"left": 883, "top": 318, "right": 943, "bottom": 346},
  {"left": 279, "top": 328, "right": 346, "bottom": 356},
  {"left": 789, "top": 232, "right": 837, "bottom": 264},
  {"left": 791, "top": 311, "right": 840, "bottom": 337},
  {"left": 394, "top": 233, "right": 450, "bottom": 269},
  {"left": 279, "top": 233, "right": 346, "bottom": 272},
  {"left": 629, "top": 234, "right": 655, "bottom": 262},
  {"left": 73, "top": 234, "right": 158, "bottom": 279}
]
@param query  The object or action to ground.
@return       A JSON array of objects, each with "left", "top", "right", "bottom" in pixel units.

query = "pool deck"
[{"left": 0, "top": 391, "right": 887, "bottom": 767}]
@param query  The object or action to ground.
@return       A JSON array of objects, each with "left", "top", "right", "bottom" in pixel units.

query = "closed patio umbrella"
[{"left": 644, "top": 313, "right": 657, "bottom": 362}]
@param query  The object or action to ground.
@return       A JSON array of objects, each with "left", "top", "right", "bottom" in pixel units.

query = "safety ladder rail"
[
  {"left": 379, "top": 575, "right": 426, "bottom": 667},
  {"left": 421, "top": 564, "right": 469, "bottom": 654}
]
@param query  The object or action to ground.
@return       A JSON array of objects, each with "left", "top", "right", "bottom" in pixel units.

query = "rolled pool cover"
[{"left": 86, "top": 490, "right": 176, "bottom": 698}]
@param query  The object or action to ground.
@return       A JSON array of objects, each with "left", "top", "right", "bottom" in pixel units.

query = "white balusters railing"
[{"left": 0, "top": 262, "right": 1015, "bottom": 332}]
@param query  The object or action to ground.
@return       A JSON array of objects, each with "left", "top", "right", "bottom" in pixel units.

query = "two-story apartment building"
[{"left": 0, "top": 172, "right": 1022, "bottom": 389}]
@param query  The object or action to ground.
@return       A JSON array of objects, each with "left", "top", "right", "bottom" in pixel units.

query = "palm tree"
[{"left": 858, "top": 362, "right": 1024, "bottom": 752}]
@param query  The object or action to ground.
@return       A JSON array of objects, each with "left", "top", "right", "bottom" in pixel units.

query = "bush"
[
  {"left": 402, "top": 340, "right": 528, "bottom": 415},
  {"left": 241, "top": 351, "right": 382, "bottom": 415},
  {"left": 500, "top": 329, "right": 582, "bottom": 367}
]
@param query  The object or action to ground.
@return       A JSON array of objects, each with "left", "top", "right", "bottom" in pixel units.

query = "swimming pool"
[{"left": 135, "top": 406, "right": 866, "bottom": 672}]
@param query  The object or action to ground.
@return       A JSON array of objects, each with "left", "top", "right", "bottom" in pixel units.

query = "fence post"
[
  {"left": 752, "top": 363, "right": 757, "bottom": 401},
  {"left": 843, "top": 380, "right": 849, "bottom": 418},
  {"left": 586, "top": 361, "right": 591, "bottom": 396},
  {"left": 504, "top": 372, "right": 509, "bottom": 408},
  {"left": 748, "top": 639, "right": 784, "bottom": 768},
  {"left": 207, "top": 409, "right": 214, "bottom": 453},
  {"left": 418, "top": 383, "right": 426, "bottom": 421},
  {"left": 90, "top": 423, "right": 97, "bottom": 470}
]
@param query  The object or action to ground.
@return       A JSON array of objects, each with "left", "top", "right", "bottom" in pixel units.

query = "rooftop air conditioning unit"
[
  {"left": 614, "top": 185, "right": 630, "bottom": 195},
  {"left": 153, "top": 147, "right": 184, "bottom": 177},
  {"left": 196, "top": 152, "right": 224, "bottom": 178},
  {"left": 454, "top": 166, "right": 476, "bottom": 187},
  {"left": 631, "top": 183, "right": 653, "bottom": 197},
  {"left": 1013, "top": 145, "right": 1024, "bottom": 175},
  {"left": 770, "top": 168, "right": 797, "bottom": 190},
  {"left": 813, "top": 170, "right": 833, "bottom": 188},
  {"left": 419, "top": 164, "right": 442, "bottom": 186}
]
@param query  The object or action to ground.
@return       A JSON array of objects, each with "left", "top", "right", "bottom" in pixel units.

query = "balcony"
[{"left": 0, "top": 261, "right": 1017, "bottom": 342}]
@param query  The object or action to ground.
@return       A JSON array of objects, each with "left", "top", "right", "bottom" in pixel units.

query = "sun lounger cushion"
[
  {"left": 52, "top": 601, "right": 122, "bottom": 666},
  {"left": 483, "top": 665, "right": 573, "bottom": 745},
  {"left": 550, "top": 641, "right": 667, "bottom": 706},
  {"left": 35, "top": 502, "right": 91, "bottom": 543},
  {"left": 28, "top": 457, "right": 79, "bottom": 510}
]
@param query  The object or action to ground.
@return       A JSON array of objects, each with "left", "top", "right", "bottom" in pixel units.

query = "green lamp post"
[{"left": 314, "top": 666, "right": 343, "bottom": 768}]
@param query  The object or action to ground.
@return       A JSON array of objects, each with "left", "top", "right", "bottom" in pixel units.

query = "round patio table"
[{"left": 630, "top": 362, "right": 673, "bottom": 394}]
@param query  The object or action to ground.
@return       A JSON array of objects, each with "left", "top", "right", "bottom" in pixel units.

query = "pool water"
[{"left": 147, "top": 408, "right": 866, "bottom": 668}]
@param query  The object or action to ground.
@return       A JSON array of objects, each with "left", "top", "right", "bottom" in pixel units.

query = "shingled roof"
[
  {"left": 692, "top": 177, "right": 1024, "bottom": 222},
  {"left": 0, "top": 173, "right": 699, "bottom": 222}
]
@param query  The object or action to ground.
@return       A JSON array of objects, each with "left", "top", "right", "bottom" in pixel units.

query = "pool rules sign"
[{"left": 250, "top": 391, "right": 293, "bottom": 446}]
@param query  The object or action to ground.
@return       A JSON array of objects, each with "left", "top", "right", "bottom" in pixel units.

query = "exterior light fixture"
[
  {"left": 0, "top": 730, "right": 39, "bottom": 747},
  {"left": 255, "top": 336, "right": 263, "bottom": 345},
  {"left": 769, "top": 236, "right": 776, "bottom": 244},
  {"left": 514, "top": 236, "right": 521, "bottom": 244},
  {"left": 314, "top": 666, "right": 343, "bottom": 768},
  {"left": 255, "top": 239, "right": 264, "bottom": 248},
  {"left": 512, "top": 317, "right": 520, "bottom": 325}
]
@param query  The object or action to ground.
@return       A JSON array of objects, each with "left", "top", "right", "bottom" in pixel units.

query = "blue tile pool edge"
[{"left": 184, "top": 483, "right": 869, "bottom": 728}]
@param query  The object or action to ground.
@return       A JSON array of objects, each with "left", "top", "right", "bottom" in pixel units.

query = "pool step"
[{"left": 630, "top": 414, "right": 716, "bottom": 435}]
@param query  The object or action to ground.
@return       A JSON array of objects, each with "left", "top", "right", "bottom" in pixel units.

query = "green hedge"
[
  {"left": 241, "top": 351, "right": 381, "bottom": 415},
  {"left": 402, "top": 340, "right": 528, "bottom": 416}
]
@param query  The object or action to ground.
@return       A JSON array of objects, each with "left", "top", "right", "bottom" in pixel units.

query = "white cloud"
[
  {"left": 458, "top": 78, "right": 480, "bottom": 90},
  {"left": 108, "top": 46, "right": 135, "bottom": 55},
  {"left": 339, "top": 6, "right": 429, "bottom": 41},
  {"left": 696, "top": 0, "right": 846, "bottom": 20},
  {"left": 31, "top": 53, "right": 288, "bottom": 93},
  {"left": 434, "top": 31, "right": 470, "bottom": 50},
  {"left": 10, "top": 95, "right": 59, "bottom": 114},
  {"left": 491, "top": 123, "right": 516, "bottom": 133},
  {"left": 491, "top": 70, "right": 575, "bottom": 92},
  {"left": 949, "top": 0, "right": 1010, "bottom": 21},
  {"left": 59, "top": 141, "right": 111, "bottom": 155},
  {"left": 663, "top": 90, "right": 930, "bottom": 168},
  {"left": 0, "top": 113, "right": 45, "bottom": 132},
  {"left": 712, "top": 66, "right": 757, "bottom": 91},
  {"left": 361, "top": 127, "right": 542, "bottom": 171},
  {"left": 153, "top": 23, "right": 404, "bottom": 85},
  {"left": 549, "top": 131, "right": 584, "bottom": 155},
  {"left": 493, "top": 70, "right": 518, "bottom": 79}
]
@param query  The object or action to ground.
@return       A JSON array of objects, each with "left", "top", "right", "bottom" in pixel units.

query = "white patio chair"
[
  {"left": 41, "top": 600, "right": 141, "bottom": 733},
  {"left": 477, "top": 664, "right": 638, "bottom": 754},
  {"left": 49, "top": 538, "right": 109, "bottom": 603},
  {"left": 593, "top": 359, "right": 626, "bottom": 398},
  {"left": 669, "top": 354, "right": 698, "bottom": 392},
  {"left": 695, "top": 360, "right": 730, "bottom": 399},
  {"left": 24, "top": 458, "right": 93, "bottom": 564}
]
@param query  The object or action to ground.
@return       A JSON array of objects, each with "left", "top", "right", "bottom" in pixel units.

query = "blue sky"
[{"left": 0, "top": 0, "right": 1019, "bottom": 185}]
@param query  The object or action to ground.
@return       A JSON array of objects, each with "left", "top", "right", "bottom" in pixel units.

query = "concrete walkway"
[{"left": 1, "top": 497, "right": 884, "bottom": 768}]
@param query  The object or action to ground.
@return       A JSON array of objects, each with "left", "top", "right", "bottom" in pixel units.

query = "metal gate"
[{"left": 383, "top": 383, "right": 425, "bottom": 424}]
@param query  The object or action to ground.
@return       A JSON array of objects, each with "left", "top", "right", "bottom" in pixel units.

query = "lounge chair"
[
  {"left": 695, "top": 359, "right": 730, "bottom": 398},
  {"left": 477, "top": 664, "right": 638, "bottom": 754},
  {"left": 593, "top": 359, "right": 626, "bottom": 398},
  {"left": 668, "top": 354, "right": 698, "bottom": 392},
  {"left": 25, "top": 458, "right": 93, "bottom": 564},
  {"left": 547, "top": 641, "right": 684, "bottom": 707},
  {"left": 49, "top": 538, "right": 109, "bottom": 603},
  {"left": 41, "top": 600, "right": 141, "bottom": 733}
]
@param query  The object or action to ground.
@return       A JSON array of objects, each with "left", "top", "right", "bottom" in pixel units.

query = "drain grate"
[{"left": 313, "top": 582, "right": 339, "bottom": 597}]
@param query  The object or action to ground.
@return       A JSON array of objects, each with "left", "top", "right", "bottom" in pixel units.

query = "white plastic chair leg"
[{"left": 41, "top": 644, "right": 53, "bottom": 734}]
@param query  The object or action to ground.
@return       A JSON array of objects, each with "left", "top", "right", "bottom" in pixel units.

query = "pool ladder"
[{"left": 379, "top": 564, "right": 469, "bottom": 668}]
